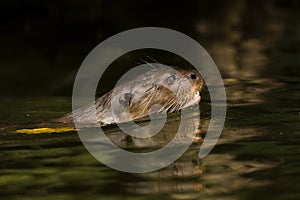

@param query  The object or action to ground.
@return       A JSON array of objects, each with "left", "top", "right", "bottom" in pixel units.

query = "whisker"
[
  {"left": 146, "top": 56, "right": 160, "bottom": 64},
  {"left": 140, "top": 59, "right": 156, "bottom": 69},
  {"left": 143, "top": 84, "right": 157, "bottom": 93},
  {"left": 164, "top": 98, "right": 176, "bottom": 112},
  {"left": 143, "top": 94, "right": 156, "bottom": 114}
]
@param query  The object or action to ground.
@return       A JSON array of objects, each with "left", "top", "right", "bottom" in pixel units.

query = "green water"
[{"left": 1, "top": 75, "right": 299, "bottom": 200}]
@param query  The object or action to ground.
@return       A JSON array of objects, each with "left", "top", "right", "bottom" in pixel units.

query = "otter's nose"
[{"left": 189, "top": 73, "right": 197, "bottom": 80}]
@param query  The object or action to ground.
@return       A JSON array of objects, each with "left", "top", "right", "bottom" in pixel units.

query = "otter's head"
[{"left": 114, "top": 66, "right": 203, "bottom": 121}]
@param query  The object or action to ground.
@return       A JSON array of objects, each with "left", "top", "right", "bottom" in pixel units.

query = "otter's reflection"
[
  {"left": 101, "top": 106, "right": 205, "bottom": 194},
  {"left": 122, "top": 137, "right": 274, "bottom": 197},
  {"left": 126, "top": 148, "right": 204, "bottom": 195},
  {"left": 101, "top": 106, "right": 276, "bottom": 197},
  {"left": 105, "top": 105, "right": 201, "bottom": 149}
]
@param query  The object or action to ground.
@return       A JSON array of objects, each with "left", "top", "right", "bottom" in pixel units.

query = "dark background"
[{"left": 0, "top": 0, "right": 299, "bottom": 97}]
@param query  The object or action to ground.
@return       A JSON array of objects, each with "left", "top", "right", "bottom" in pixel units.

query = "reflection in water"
[
  {"left": 224, "top": 77, "right": 285, "bottom": 106},
  {"left": 0, "top": 79, "right": 298, "bottom": 199},
  {"left": 76, "top": 105, "right": 202, "bottom": 173},
  {"left": 105, "top": 106, "right": 201, "bottom": 149},
  {"left": 126, "top": 149, "right": 204, "bottom": 195},
  {"left": 125, "top": 152, "right": 274, "bottom": 199},
  {"left": 120, "top": 128, "right": 277, "bottom": 199},
  {"left": 0, "top": 123, "right": 281, "bottom": 200}
]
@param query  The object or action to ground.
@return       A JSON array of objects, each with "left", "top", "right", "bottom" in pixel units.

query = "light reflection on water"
[{"left": 1, "top": 74, "right": 299, "bottom": 200}]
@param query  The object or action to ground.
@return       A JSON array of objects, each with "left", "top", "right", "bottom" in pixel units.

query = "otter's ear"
[{"left": 119, "top": 92, "right": 132, "bottom": 108}]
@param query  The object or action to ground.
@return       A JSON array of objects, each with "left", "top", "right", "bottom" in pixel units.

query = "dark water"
[
  {"left": 1, "top": 1, "right": 300, "bottom": 200},
  {"left": 1, "top": 77, "right": 299, "bottom": 200}
]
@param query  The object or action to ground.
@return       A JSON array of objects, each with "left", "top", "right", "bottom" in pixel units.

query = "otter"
[{"left": 56, "top": 65, "right": 203, "bottom": 127}]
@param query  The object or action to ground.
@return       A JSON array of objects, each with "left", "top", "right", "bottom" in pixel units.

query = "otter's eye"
[
  {"left": 167, "top": 75, "right": 176, "bottom": 85},
  {"left": 189, "top": 73, "right": 197, "bottom": 80},
  {"left": 119, "top": 92, "right": 132, "bottom": 107}
]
